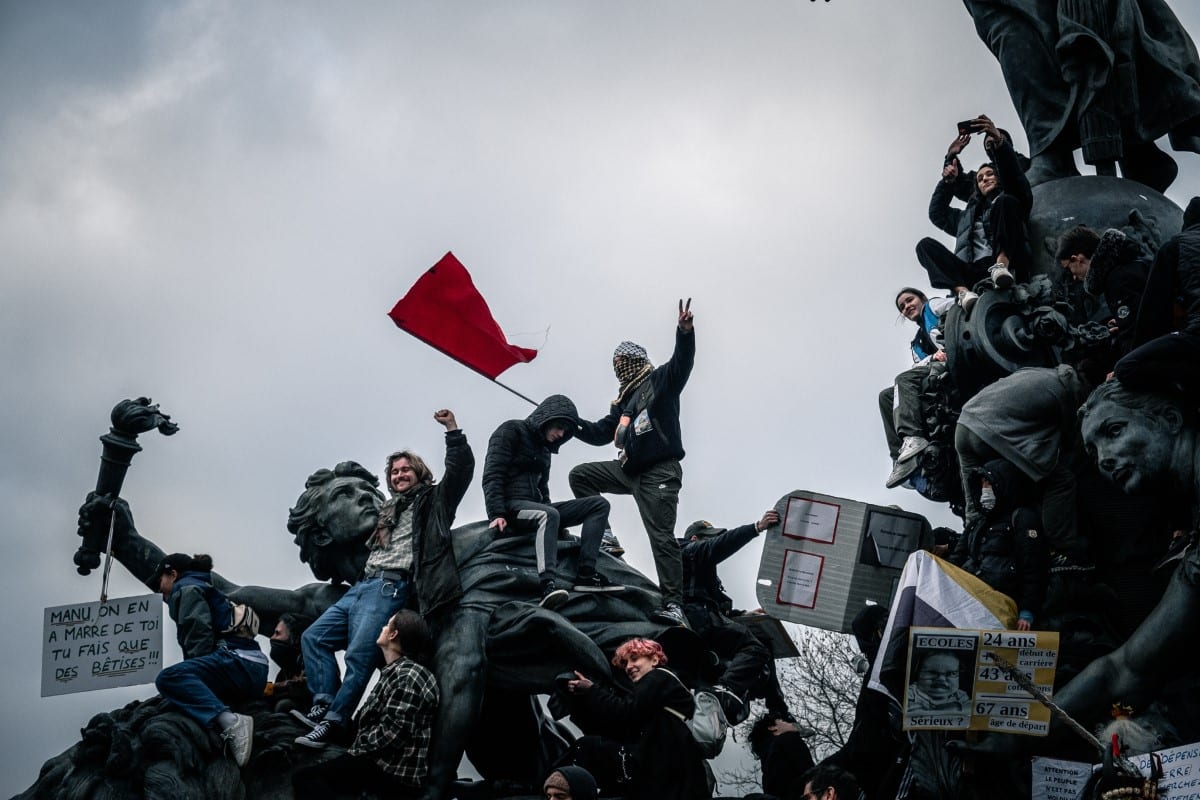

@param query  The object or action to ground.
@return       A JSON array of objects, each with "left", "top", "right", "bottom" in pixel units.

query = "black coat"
[
  {"left": 408, "top": 429, "right": 475, "bottom": 621},
  {"left": 950, "top": 459, "right": 1048, "bottom": 623},
  {"left": 928, "top": 137, "right": 1032, "bottom": 264},
  {"left": 577, "top": 327, "right": 695, "bottom": 475},
  {"left": 481, "top": 394, "right": 579, "bottom": 521},
  {"left": 569, "top": 668, "right": 709, "bottom": 800},
  {"left": 1130, "top": 221, "right": 1200, "bottom": 344},
  {"left": 680, "top": 523, "right": 759, "bottom": 614}
]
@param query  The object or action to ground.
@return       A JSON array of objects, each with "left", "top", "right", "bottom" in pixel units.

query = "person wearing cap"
[
  {"left": 292, "top": 609, "right": 439, "bottom": 799},
  {"left": 543, "top": 765, "right": 599, "bottom": 800},
  {"left": 483, "top": 394, "right": 624, "bottom": 609},
  {"left": 570, "top": 300, "right": 696, "bottom": 629},
  {"left": 881, "top": 288, "right": 953, "bottom": 490},
  {"left": 293, "top": 408, "right": 474, "bottom": 749},
  {"left": 151, "top": 552, "right": 268, "bottom": 768},
  {"left": 680, "top": 511, "right": 785, "bottom": 725}
]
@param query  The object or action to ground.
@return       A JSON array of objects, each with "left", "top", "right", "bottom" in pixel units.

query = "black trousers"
[{"left": 916, "top": 194, "right": 1031, "bottom": 289}]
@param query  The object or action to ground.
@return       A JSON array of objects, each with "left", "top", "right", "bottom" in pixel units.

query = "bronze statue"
[
  {"left": 38, "top": 441, "right": 681, "bottom": 799},
  {"left": 965, "top": 0, "right": 1200, "bottom": 191}
]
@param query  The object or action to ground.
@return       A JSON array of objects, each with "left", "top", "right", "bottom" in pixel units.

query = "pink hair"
[{"left": 612, "top": 638, "right": 667, "bottom": 669}]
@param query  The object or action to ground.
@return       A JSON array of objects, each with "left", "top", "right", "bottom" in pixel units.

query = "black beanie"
[{"left": 546, "top": 766, "right": 598, "bottom": 800}]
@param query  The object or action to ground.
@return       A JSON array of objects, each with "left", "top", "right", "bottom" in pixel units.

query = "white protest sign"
[
  {"left": 42, "top": 594, "right": 163, "bottom": 697},
  {"left": 1031, "top": 741, "right": 1200, "bottom": 799}
]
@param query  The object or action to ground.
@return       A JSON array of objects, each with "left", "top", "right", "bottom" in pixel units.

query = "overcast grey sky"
[{"left": 4, "top": 1, "right": 1200, "bottom": 794}]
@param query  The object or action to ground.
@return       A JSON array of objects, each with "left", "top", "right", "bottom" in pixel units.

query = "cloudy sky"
[{"left": 4, "top": 1, "right": 1200, "bottom": 794}]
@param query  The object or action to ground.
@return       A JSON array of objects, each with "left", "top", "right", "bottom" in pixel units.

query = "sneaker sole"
[
  {"left": 573, "top": 584, "right": 626, "bottom": 593},
  {"left": 539, "top": 590, "right": 569, "bottom": 610},
  {"left": 293, "top": 735, "right": 329, "bottom": 749},
  {"left": 289, "top": 709, "right": 324, "bottom": 731},
  {"left": 993, "top": 273, "right": 1014, "bottom": 289}
]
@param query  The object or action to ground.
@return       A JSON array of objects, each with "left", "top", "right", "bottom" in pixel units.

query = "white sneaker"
[
  {"left": 989, "top": 263, "right": 1014, "bottom": 289},
  {"left": 221, "top": 713, "right": 254, "bottom": 767},
  {"left": 897, "top": 436, "right": 930, "bottom": 463},
  {"left": 957, "top": 289, "right": 979, "bottom": 312}
]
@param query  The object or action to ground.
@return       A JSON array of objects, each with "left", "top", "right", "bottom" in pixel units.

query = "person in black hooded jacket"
[
  {"left": 949, "top": 458, "right": 1049, "bottom": 631},
  {"left": 571, "top": 300, "right": 696, "bottom": 628},
  {"left": 484, "top": 394, "right": 623, "bottom": 608}
]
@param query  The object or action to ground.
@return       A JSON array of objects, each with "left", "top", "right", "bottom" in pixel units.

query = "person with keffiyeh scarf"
[{"left": 570, "top": 300, "right": 696, "bottom": 629}]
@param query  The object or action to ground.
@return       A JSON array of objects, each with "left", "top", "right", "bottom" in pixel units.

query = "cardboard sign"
[
  {"left": 902, "top": 626, "right": 1059, "bottom": 733},
  {"left": 757, "top": 490, "right": 932, "bottom": 633},
  {"left": 42, "top": 594, "right": 163, "bottom": 697}
]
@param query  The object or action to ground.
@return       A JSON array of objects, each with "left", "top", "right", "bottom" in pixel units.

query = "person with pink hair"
[{"left": 556, "top": 638, "right": 709, "bottom": 800}]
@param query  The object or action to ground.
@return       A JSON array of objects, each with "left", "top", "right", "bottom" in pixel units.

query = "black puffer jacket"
[
  {"left": 950, "top": 459, "right": 1048, "bottom": 624},
  {"left": 482, "top": 394, "right": 579, "bottom": 521}
]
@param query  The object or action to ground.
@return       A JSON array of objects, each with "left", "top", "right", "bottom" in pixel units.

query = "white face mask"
[{"left": 979, "top": 486, "right": 997, "bottom": 511}]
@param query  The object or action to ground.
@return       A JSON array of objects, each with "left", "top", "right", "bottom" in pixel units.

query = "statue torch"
[{"left": 74, "top": 397, "right": 179, "bottom": 575}]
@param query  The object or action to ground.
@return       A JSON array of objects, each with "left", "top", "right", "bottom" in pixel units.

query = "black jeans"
[{"left": 292, "top": 752, "right": 421, "bottom": 799}]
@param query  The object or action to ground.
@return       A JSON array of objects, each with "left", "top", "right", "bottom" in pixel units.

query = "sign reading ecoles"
[{"left": 42, "top": 594, "right": 163, "bottom": 697}]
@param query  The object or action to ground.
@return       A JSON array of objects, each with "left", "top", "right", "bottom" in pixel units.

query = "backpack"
[
  {"left": 175, "top": 574, "right": 260, "bottom": 640},
  {"left": 660, "top": 669, "right": 729, "bottom": 759}
]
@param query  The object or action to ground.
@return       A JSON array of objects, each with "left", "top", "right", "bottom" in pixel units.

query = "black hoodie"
[
  {"left": 482, "top": 394, "right": 580, "bottom": 521},
  {"left": 950, "top": 459, "right": 1049, "bottom": 624}
]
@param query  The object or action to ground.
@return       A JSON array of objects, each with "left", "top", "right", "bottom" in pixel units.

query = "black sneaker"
[
  {"left": 294, "top": 719, "right": 343, "bottom": 749},
  {"left": 573, "top": 572, "right": 625, "bottom": 593},
  {"left": 652, "top": 602, "right": 690, "bottom": 629},
  {"left": 600, "top": 529, "right": 625, "bottom": 558},
  {"left": 289, "top": 703, "right": 329, "bottom": 731},
  {"left": 539, "top": 582, "right": 569, "bottom": 610}
]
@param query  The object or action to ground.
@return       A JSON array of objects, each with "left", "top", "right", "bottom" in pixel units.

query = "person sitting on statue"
[
  {"left": 1056, "top": 224, "right": 1151, "bottom": 365},
  {"left": 543, "top": 765, "right": 600, "bottom": 800},
  {"left": 882, "top": 288, "right": 954, "bottom": 490},
  {"left": 293, "top": 408, "right": 473, "bottom": 749},
  {"left": 151, "top": 552, "right": 268, "bottom": 769},
  {"left": 948, "top": 459, "right": 1049, "bottom": 631},
  {"left": 678, "top": 511, "right": 784, "bottom": 725},
  {"left": 266, "top": 612, "right": 313, "bottom": 711},
  {"left": 915, "top": 115, "right": 1033, "bottom": 310},
  {"left": 569, "top": 300, "right": 697, "bottom": 629},
  {"left": 955, "top": 365, "right": 1094, "bottom": 570},
  {"left": 558, "top": 637, "right": 709, "bottom": 800},
  {"left": 291, "top": 609, "right": 439, "bottom": 799},
  {"left": 1113, "top": 197, "right": 1200, "bottom": 399},
  {"left": 483, "top": 393, "right": 624, "bottom": 610},
  {"left": 793, "top": 763, "right": 864, "bottom": 800}
]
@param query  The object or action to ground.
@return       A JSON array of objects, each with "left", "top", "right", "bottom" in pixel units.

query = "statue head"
[
  {"left": 1079, "top": 380, "right": 1192, "bottom": 495},
  {"left": 287, "top": 461, "right": 384, "bottom": 584}
]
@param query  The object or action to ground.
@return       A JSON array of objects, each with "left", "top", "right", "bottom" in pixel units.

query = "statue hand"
[{"left": 78, "top": 492, "right": 134, "bottom": 539}]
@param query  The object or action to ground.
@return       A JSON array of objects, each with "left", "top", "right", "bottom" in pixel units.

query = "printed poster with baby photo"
[{"left": 903, "top": 627, "right": 1060, "bottom": 734}]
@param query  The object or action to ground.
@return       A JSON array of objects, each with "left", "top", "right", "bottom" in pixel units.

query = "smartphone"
[{"left": 957, "top": 120, "right": 980, "bottom": 135}]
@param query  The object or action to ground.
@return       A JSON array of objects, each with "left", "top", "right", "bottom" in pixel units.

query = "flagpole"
[{"left": 492, "top": 378, "right": 538, "bottom": 407}]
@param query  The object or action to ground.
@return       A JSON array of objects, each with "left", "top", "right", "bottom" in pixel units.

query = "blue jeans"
[
  {"left": 301, "top": 575, "right": 410, "bottom": 722},
  {"left": 156, "top": 645, "right": 269, "bottom": 726}
]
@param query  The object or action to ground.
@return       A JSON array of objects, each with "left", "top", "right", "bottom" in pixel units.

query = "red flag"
[{"left": 388, "top": 252, "right": 538, "bottom": 380}]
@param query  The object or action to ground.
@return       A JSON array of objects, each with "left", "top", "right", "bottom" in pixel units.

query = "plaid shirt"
[{"left": 349, "top": 656, "right": 439, "bottom": 785}]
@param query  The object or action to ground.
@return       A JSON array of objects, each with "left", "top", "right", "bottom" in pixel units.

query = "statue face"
[
  {"left": 1081, "top": 398, "right": 1174, "bottom": 494},
  {"left": 316, "top": 476, "right": 382, "bottom": 546}
]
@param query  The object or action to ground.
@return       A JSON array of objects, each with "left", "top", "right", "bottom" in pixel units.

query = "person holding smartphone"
[{"left": 914, "top": 114, "right": 1034, "bottom": 311}]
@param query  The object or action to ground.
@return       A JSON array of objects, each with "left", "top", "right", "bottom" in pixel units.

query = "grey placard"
[{"left": 42, "top": 594, "right": 163, "bottom": 697}]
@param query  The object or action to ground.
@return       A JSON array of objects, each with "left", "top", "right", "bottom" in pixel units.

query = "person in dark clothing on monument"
[
  {"left": 916, "top": 115, "right": 1033, "bottom": 310},
  {"left": 1056, "top": 224, "right": 1151, "bottom": 364},
  {"left": 483, "top": 393, "right": 624, "bottom": 609},
  {"left": 152, "top": 553, "right": 268, "bottom": 769},
  {"left": 1114, "top": 196, "right": 1200, "bottom": 398},
  {"left": 748, "top": 711, "right": 815, "bottom": 799},
  {"left": 571, "top": 300, "right": 696, "bottom": 629},
  {"left": 949, "top": 459, "right": 1049, "bottom": 631},
  {"left": 679, "top": 511, "right": 788, "bottom": 725}
]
